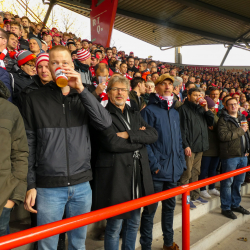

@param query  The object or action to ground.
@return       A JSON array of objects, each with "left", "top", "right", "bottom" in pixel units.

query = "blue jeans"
[
  {"left": 140, "top": 181, "right": 177, "bottom": 250},
  {"left": 104, "top": 208, "right": 141, "bottom": 250},
  {"left": 220, "top": 157, "right": 247, "bottom": 210},
  {"left": 0, "top": 207, "right": 12, "bottom": 236},
  {"left": 37, "top": 182, "right": 92, "bottom": 250},
  {"left": 199, "top": 156, "right": 220, "bottom": 191}
]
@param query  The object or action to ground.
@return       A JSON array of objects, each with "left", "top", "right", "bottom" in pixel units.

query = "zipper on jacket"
[{"left": 62, "top": 103, "right": 71, "bottom": 186}]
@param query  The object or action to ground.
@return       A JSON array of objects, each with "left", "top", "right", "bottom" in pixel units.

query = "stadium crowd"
[{"left": 1, "top": 10, "right": 250, "bottom": 250}]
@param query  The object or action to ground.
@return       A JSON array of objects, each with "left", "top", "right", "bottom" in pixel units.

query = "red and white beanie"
[
  {"left": 77, "top": 49, "right": 91, "bottom": 61},
  {"left": 36, "top": 53, "right": 49, "bottom": 71}
]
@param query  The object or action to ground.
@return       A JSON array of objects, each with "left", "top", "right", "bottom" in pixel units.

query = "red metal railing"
[{"left": 0, "top": 166, "right": 249, "bottom": 250}]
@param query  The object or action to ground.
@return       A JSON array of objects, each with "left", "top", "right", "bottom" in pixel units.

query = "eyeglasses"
[
  {"left": 26, "top": 64, "right": 36, "bottom": 69},
  {"left": 109, "top": 87, "right": 128, "bottom": 93},
  {"left": 227, "top": 103, "right": 238, "bottom": 107}
]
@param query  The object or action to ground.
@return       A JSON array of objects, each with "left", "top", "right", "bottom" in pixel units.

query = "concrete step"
[
  {"left": 140, "top": 193, "right": 250, "bottom": 250},
  {"left": 208, "top": 219, "right": 250, "bottom": 250}
]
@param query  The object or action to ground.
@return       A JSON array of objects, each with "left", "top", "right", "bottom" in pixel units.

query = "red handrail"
[{"left": 0, "top": 166, "right": 249, "bottom": 250}]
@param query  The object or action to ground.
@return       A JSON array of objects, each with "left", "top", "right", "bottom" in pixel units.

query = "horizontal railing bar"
[{"left": 0, "top": 166, "right": 249, "bottom": 249}]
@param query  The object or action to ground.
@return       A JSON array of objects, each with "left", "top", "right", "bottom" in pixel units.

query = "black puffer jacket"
[
  {"left": 10, "top": 68, "right": 34, "bottom": 110},
  {"left": 23, "top": 81, "right": 112, "bottom": 190},
  {"left": 178, "top": 99, "right": 214, "bottom": 153},
  {"left": 218, "top": 110, "right": 250, "bottom": 159}
]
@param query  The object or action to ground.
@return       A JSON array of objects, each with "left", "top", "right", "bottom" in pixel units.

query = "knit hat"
[
  {"left": 204, "top": 96, "right": 215, "bottom": 109},
  {"left": 36, "top": 53, "right": 49, "bottom": 71},
  {"left": 77, "top": 49, "right": 91, "bottom": 61},
  {"left": 30, "top": 37, "right": 42, "bottom": 50},
  {"left": 16, "top": 50, "right": 36, "bottom": 67},
  {"left": 154, "top": 73, "right": 175, "bottom": 86}
]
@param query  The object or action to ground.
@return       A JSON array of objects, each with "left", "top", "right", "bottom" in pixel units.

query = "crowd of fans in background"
[{"left": 1, "top": 10, "right": 250, "bottom": 250}]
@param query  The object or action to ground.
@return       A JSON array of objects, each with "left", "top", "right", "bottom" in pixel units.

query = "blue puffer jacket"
[{"left": 141, "top": 94, "right": 186, "bottom": 182}]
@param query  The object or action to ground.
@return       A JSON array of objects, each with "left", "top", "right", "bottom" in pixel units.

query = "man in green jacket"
[
  {"left": 218, "top": 97, "right": 250, "bottom": 219},
  {"left": 0, "top": 80, "right": 28, "bottom": 236}
]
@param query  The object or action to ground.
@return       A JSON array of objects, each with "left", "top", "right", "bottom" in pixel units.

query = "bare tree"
[{"left": 61, "top": 10, "right": 77, "bottom": 33}]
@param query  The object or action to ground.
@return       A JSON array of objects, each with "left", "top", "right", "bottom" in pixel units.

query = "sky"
[{"left": 3, "top": 0, "right": 250, "bottom": 66}]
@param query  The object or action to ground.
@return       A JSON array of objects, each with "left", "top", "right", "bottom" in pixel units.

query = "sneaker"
[
  {"left": 163, "top": 242, "right": 180, "bottom": 250},
  {"left": 190, "top": 201, "right": 196, "bottom": 209},
  {"left": 208, "top": 188, "right": 220, "bottom": 196},
  {"left": 193, "top": 197, "right": 208, "bottom": 204},
  {"left": 221, "top": 210, "right": 237, "bottom": 219},
  {"left": 200, "top": 190, "right": 211, "bottom": 198},
  {"left": 231, "top": 206, "right": 250, "bottom": 215}
]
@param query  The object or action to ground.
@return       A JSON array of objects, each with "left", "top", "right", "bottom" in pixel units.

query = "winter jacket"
[
  {"left": 10, "top": 68, "right": 34, "bottom": 110},
  {"left": 178, "top": 99, "right": 214, "bottom": 153},
  {"left": 129, "top": 90, "right": 146, "bottom": 111},
  {"left": 141, "top": 94, "right": 186, "bottom": 182},
  {"left": 19, "top": 75, "right": 44, "bottom": 115},
  {"left": 0, "top": 81, "right": 28, "bottom": 216},
  {"left": 23, "top": 81, "right": 112, "bottom": 190},
  {"left": 92, "top": 101, "right": 158, "bottom": 219},
  {"left": 0, "top": 67, "right": 12, "bottom": 102},
  {"left": 2, "top": 51, "right": 16, "bottom": 72},
  {"left": 203, "top": 114, "right": 220, "bottom": 157},
  {"left": 218, "top": 110, "right": 250, "bottom": 159},
  {"left": 19, "top": 37, "right": 29, "bottom": 51},
  {"left": 127, "top": 66, "right": 139, "bottom": 73},
  {"left": 73, "top": 59, "right": 93, "bottom": 86}
]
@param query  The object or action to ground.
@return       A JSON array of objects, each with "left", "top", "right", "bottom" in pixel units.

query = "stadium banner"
[{"left": 90, "top": 0, "right": 118, "bottom": 47}]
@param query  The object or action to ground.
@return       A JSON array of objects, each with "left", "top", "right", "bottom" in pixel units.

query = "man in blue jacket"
[{"left": 140, "top": 74, "right": 186, "bottom": 250}]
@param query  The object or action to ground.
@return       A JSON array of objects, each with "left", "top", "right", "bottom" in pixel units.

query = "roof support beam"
[
  {"left": 116, "top": 9, "right": 236, "bottom": 44},
  {"left": 170, "top": 0, "right": 250, "bottom": 25},
  {"left": 43, "top": 0, "right": 56, "bottom": 25},
  {"left": 220, "top": 45, "right": 233, "bottom": 66}
]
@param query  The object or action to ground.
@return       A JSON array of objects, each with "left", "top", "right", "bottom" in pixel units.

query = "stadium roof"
[{"left": 43, "top": 0, "right": 250, "bottom": 51}]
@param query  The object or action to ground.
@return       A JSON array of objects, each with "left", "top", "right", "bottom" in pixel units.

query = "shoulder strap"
[{"left": 9, "top": 73, "right": 14, "bottom": 91}]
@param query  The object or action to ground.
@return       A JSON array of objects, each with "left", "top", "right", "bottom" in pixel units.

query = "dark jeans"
[
  {"left": 140, "top": 181, "right": 177, "bottom": 250},
  {"left": 0, "top": 207, "right": 12, "bottom": 237},
  {"left": 199, "top": 156, "right": 220, "bottom": 191},
  {"left": 220, "top": 157, "right": 247, "bottom": 210}
]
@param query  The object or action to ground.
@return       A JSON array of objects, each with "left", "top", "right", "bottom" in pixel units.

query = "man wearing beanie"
[
  {"left": 73, "top": 48, "right": 93, "bottom": 86},
  {"left": 29, "top": 37, "right": 42, "bottom": 56},
  {"left": 140, "top": 74, "right": 186, "bottom": 250}
]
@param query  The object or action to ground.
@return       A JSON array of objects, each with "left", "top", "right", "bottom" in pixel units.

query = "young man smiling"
[{"left": 23, "top": 45, "right": 112, "bottom": 250}]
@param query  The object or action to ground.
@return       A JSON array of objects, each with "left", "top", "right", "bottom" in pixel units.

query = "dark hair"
[
  {"left": 127, "top": 56, "right": 134, "bottom": 61},
  {"left": 106, "top": 47, "right": 112, "bottom": 52},
  {"left": 8, "top": 32, "right": 18, "bottom": 39},
  {"left": 226, "top": 97, "right": 237, "bottom": 106},
  {"left": 185, "top": 81, "right": 196, "bottom": 89},
  {"left": 21, "top": 16, "right": 30, "bottom": 22},
  {"left": 210, "top": 87, "right": 219, "bottom": 92},
  {"left": 139, "top": 62, "right": 147, "bottom": 67},
  {"left": 120, "top": 62, "right": 127, "bottom": 67},
  {"left": 130, "top": 77, "right": 145, "bottom": 90},
  {"left": 0, "top": 28, "right": 9, "bottom": 42},
  {"left": 151, "top": 72, "right": 159, "bottom": 77},
  {"left": 188, "top": 88, "right": 201, "bottom": 96},
  {"left": 149, "top": 61, "right": 156, "bottom": 65},
  {"left": 94, "top": 62, "right": 109, "bottom": 73}
]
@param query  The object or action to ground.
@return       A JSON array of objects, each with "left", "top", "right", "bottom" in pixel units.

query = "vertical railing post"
[{"left": 182, "top": 191, "right": 190, "bottom": 250}]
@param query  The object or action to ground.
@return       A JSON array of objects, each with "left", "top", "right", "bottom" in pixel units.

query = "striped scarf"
[
  {"left": 156, "top": 93, "right": 174, "bottom": 109},
  {"left": 0, "top": 49, "right": 8, "bottom": 69}
]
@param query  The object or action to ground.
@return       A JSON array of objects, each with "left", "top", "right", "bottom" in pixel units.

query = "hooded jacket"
[
  {"left": 73, "top": 59, "right": 93, "bottom": 86},
  {"left": 178, "top": 99, "right": 214, "bottom": 153},
  {"left": 218, "top": 109, "right": 250, "bottom": 159},
  {"left": 141, "top": 94, "right": 186, "bottom": 182},
  {"left": 0, "top": 81, "right": 28, "bottom": 216},
  {"left": 23, "top": 81, "right": 112, "bottom": 190}
]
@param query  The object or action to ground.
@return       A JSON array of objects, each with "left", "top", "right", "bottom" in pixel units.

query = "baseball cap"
[{"left": 154, "top": 74, "right": 175, "bottom": 86}]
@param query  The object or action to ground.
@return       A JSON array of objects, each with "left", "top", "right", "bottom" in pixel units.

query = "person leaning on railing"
[{"left": 218, "top": 97, "right": 250, "bottom": 219}]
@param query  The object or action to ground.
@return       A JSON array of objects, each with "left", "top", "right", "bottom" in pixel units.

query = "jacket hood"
[
  {"left": 148, "top": 93, "right": 176, "bottom": 110},
  {"left": 0, "top": 80, "right": 11, "bottom": 100}
]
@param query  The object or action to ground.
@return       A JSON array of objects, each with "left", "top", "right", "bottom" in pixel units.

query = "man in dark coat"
[
  {"left": 92, "top": 75, "right": 158, "bottom": 250},
  {"left": 140, "top": 74, "right": 186, "bottom": 250},
  {"left": 178, "top": 88, "right": 214, "bottom": 208}
]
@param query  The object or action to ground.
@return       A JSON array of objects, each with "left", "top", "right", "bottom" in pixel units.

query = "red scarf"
[
  {"left": 89, "top": 66, "right": 95, "bottom": 77},
  {"left": 0, "top": 49, "right": 8, "bottom": 69},
  {"left": 8, "top": 50, "right": 17, "bottom": 59},
  {"left": 156, "top": 93, "right": 174, "bottom": 109},
  {"left": 214, "top": 99, "right": 219, "bottom": 113}
]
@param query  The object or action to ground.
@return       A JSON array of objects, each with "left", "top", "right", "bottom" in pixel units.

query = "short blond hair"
[{"left": 49, "top": 45, "right": 71, "bottom": 57}]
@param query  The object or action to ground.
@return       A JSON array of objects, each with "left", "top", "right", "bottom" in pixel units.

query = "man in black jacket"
[
  {"left": 127, "top": 56, "right": 139, "bottom": 74},
  {"left": 23, "top": 45, "right": 112, "bottom": 250},
  {"left": 179, "top": 88, "right": 214, "bottom": 208},
  {"left": 92, "top": 75, "right": 158, "bottom": 250}
]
